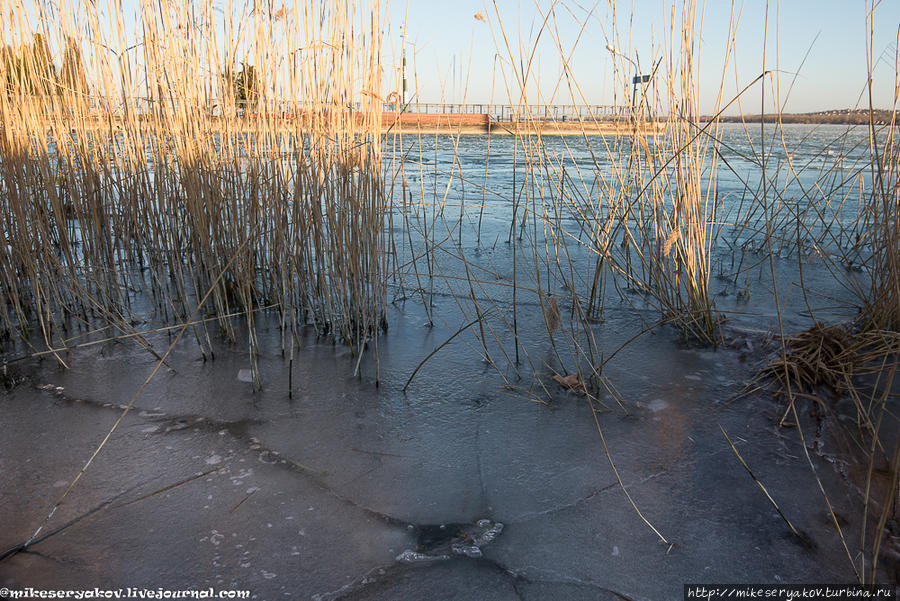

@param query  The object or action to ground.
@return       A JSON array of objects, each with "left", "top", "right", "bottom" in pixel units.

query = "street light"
[
  {"left": 398, "top": 36, "right": 416, "bottom": 111},
  {"left": 401, "top": 47, "right": 407, "bottom": 106},
  {"left": 606, "top": 44, "right": 651, "bottom": 122},
  {"left": 95, "top": 40, "right": 144, "bottom": 118}
]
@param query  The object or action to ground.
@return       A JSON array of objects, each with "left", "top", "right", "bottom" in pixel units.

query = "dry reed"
[
  {"left": 1, "top": 0, "right": 898, "bottom": 581},
  {"left": 0, "top": 0, "right": 387, "bottom": 378}
]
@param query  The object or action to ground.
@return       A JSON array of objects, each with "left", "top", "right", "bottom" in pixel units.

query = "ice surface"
[{"left": 0, "top": 127, "right": 885, "bottom": 599}]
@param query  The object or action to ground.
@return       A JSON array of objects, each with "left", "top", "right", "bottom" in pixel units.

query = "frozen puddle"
[{"left": 397, "top": 519, "right": 504, "bottom": 564}]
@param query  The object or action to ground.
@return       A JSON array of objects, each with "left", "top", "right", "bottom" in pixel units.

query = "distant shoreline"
[{"left": 703, "top": 108, "right": 895, "bottom": 125}]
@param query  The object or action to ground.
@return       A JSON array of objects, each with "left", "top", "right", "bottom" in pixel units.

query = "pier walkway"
[{"left": 375, "top": 102, "right": 661, "bottom": 136}]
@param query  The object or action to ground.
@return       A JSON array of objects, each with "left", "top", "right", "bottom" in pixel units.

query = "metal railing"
[
  {"left": 371, "top": 103, "right": 635, "bottom": 122},
  {"left": 95, "top": 99, "right": 644, "bottom": 122},
  {"left": 90, "top": 98, "right": 640, "bottom": 122}
]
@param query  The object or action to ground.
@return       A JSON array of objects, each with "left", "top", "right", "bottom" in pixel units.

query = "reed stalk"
[{"left": 0, "top": 0, "right": 387, "bottom": 364}]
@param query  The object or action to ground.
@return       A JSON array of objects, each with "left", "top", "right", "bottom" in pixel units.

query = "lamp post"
[
  {"left": 606, "top": 44, "right": 651, "bottom": 121},
  {"left": 401, "top": 47, "right": 407, "bottom": 107},
  {"left": 398, "top": 36, "right": 415, "bottom": 111},
  {"left": 94, "top": 40, "right": 143, "bottom": 118}
]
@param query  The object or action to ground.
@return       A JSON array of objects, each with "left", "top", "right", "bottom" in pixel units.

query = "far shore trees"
[
  {"left": 59, "top": 36, "right": 90, "bottom": 99},
  {"left": 222, "top": 62, "right": 259, "bottom": 116},
  {"left": 0, "top": 34, "right": 90, "bottom": 111},
  {"left": 23, "top": 33, "right": 56, "bottom": 96}
]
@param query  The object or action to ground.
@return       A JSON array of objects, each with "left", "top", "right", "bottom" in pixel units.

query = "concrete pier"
[
  {"left": 27, "top": 108, "right": 664, "bottom": 137},
  {"left": 380, "top": 112, "right": 664, "bottom": 136}
]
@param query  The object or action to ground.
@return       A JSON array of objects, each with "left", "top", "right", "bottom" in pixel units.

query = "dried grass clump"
[
  {"left": 759, "top": 327, "right": 898, "bottom": 478},
  {"left": 760, "top": 323, "right": 900, "bottom": 407},
  {"left": 761, "top": 323, "right": 858, "bottom": 398},
  {"left": 758, "top": 320, "right": 900, "bottom": 583}
]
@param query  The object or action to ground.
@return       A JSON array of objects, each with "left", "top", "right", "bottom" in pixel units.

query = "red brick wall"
[
  {"left": 240, "top": 111, "right": 491, "bottom": 128},
  {"left": 382, "top": 112, "right": 490, "bottom": 126}
]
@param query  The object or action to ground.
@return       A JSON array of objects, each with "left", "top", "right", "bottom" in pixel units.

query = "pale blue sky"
[
  {"left": 11, "top": 0, "right": 900, "bottom": 113},
  {"left": 385, "top": 0, "right": 900, "bottom": 113}
]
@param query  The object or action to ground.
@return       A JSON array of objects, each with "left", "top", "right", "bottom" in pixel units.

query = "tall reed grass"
[
  {"left": 408, "top": 0, "right": 899, "bottom": 580},
  {"left": 0, "top": 0, "right": 897, "bottom": 581},
  {"left": 0, "top": 0, "right": 386, "bottom": 380}
]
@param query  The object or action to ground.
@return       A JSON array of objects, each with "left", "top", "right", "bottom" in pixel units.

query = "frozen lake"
[{"left": 1, "top": 123, "right": 896, "bottom": 598}]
